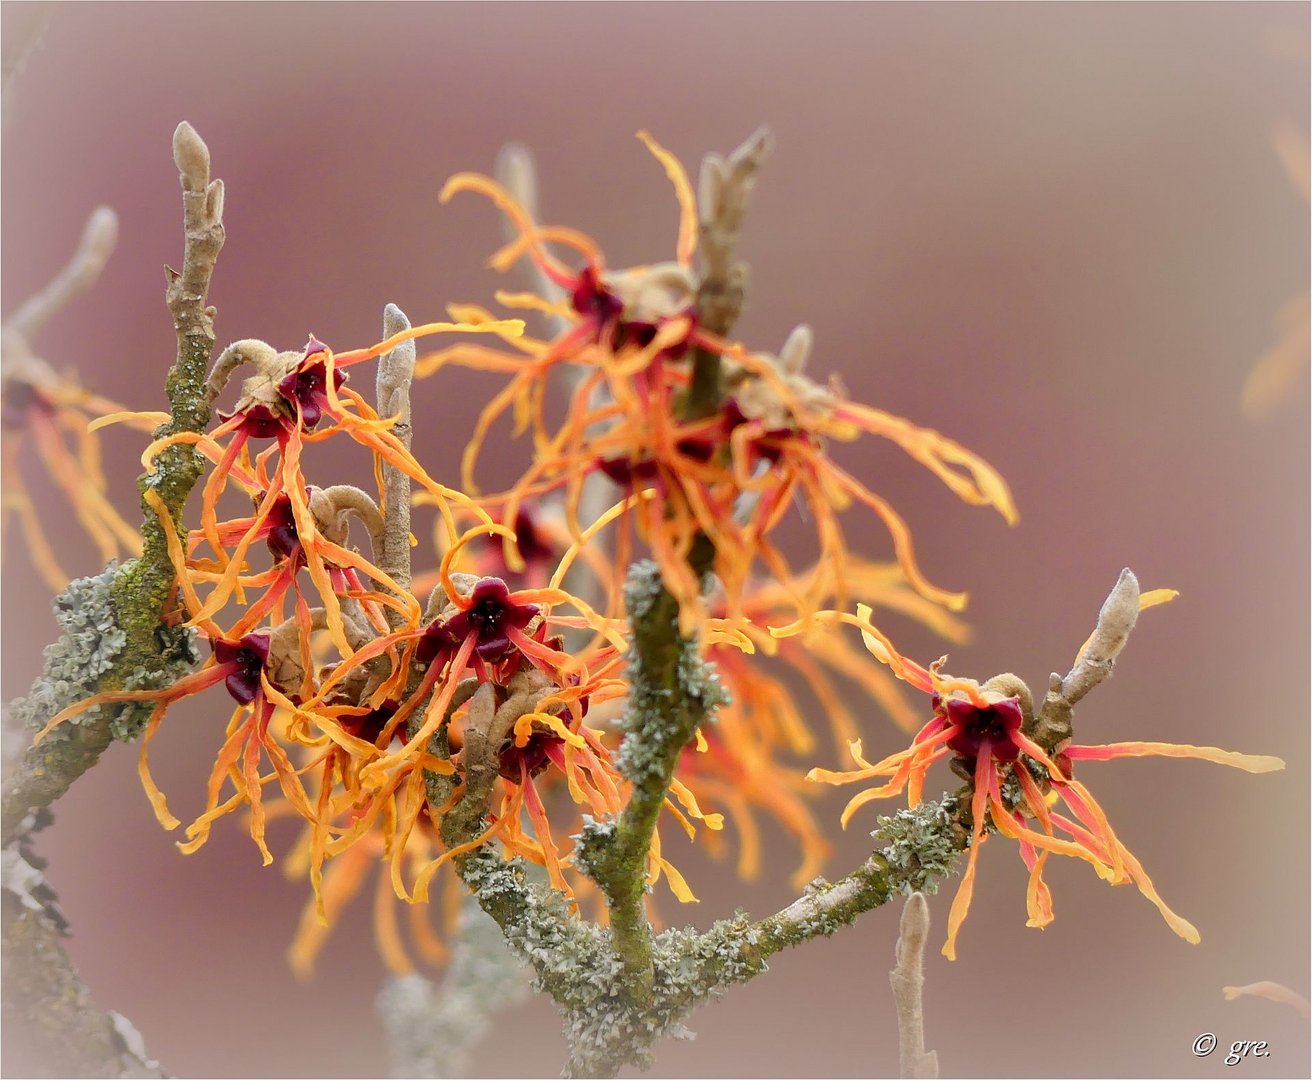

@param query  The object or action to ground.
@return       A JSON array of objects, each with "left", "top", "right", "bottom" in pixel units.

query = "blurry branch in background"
[
  {"left": 5, "top": 204, "right": 118, "bottom": 342},
  {"left": 890, "top": 892, "right": 939, "bottom": 1080},
  {"left": 695, "top": 126, "right": 772, "bottom": 336},
  {"left": 1222, "top": 981, "right": 1312, "bottom": 1020},
  {"left": 3, "top": 827, "right": 165, "bottom": 1078},
  {"left": 3, "top": 120, "right": 227, "bottom": 1077},
  {"left": 0, "top": 206, "right": 132, "bottom": 593},
  {"left": 371, "top": 299, "right": 525, "bottom": 1074},
  {"left": 0, "top": 1, "right": 54, "bottom": 110},
  {"left": 494, "top": 142, "right": 568, "bottom": 330},
  {"left": 378, "top": 896, "right": 531, "bottom": 1079}
]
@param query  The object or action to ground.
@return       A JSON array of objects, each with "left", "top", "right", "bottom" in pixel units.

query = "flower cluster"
[
  {"left": 26, "top": 129, "right": 1284, "bottom": 996},
  {"left": 417, "top": 132, "right": 1018, "bottom": 635},
  {"left": 792, "top": 599, "right": 1285, "bottom": 958},
  {"left": 32, "top": 319, "right": 657, "bottom": 934}
]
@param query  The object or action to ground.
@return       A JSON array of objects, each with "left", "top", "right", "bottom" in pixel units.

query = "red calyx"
[
  {"left": 943, "top": 696, "right": 1025, "bottom": 763},
  {"left": 212, "top": 632, "right": 272, "bottom": 705},
  {"left": 417, "top": 577, "right": 540, "bottom": 664}
]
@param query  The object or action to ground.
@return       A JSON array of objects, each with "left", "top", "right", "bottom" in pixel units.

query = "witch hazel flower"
[
  {"left": 140, "top": 320, "right": 519, "bottom": 634},
  {"left": 705, "top": 324, "right": 1018, "bottom": 620},
  {"left": 781, "top": 578, "right": 1285, "bottom": 959},
  {"left": 185, "top": 481, "right": 416, "bottom": 649},
  {"left": 30, "top": 622, "right": 374, "bottom": 868}
]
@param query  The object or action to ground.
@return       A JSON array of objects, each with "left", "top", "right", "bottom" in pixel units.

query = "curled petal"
[{"left": 1064, "top": 742, "right": 1285, "bottom": 774}]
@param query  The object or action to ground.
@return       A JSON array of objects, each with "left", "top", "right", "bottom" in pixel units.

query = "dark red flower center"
[
  {"left": 276, "top": 338, "right": 345, "bottom": 430},
  {"left": 595, "top": 454, "right": 662, "bottom": 487},
  {"left": 571, "top": 265, "right": 624, "bottom": 326},
  {"left": 570, "top": 264, "right": 694, "bottom": 358},
  {"left": 417, "top": 577, "right": 540, "bottom": 663},
  {"left": 943, "top": 695, "right": 1024, "bottom": 762},
  {"left": 498, "top": 730, "right": 563, "bottom": 782},
  {"left": 339, "top": 700, "right": 399, "bottom": 745},
  {"left": 264, "top": 494, "right": 302, "bottom": 563},
  {"left": 221, "top": 403, "right": 288, "bottom": 440},
  {"left": 478, "top": 505, "right": 555, "bottom": 574},
  {"left": 719, "top": 398, "right": 803, "bottom": 463},
  {"left": 212, "top": 633, "right": 272, "bottom": 705}
]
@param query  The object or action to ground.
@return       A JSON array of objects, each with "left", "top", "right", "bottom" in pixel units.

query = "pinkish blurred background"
[{"left": 2, "top": 3, "right": 1308, "bottom": 1077}]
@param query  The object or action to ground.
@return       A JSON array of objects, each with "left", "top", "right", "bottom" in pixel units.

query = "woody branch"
[{"left": 3, "top": 120, "right": 228, "bottom": 1079}]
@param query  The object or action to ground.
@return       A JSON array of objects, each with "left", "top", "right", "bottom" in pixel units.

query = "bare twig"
[
  {"left": 1063, "top": 567, "right": 1140, "bottom": 705},
  {"left": 1032, "top": 568, "right": 1140, "bottom": 749},
  {"left": 578, "top": 131, "right": 771, "bottom": 1014},
  {"left": 495, "top": 144, "right": 567, "bottom": 329},
  {"left": 495, "top": 144, "right": 616, "bottom": 616},
  {"left": 7, "top": 206, "right": 119, "bottom": 342},
  {"left": 376, "top": 304, "right": 415, "bottom": 627},
  {"left": 2, "top": 121, "right": 226, "bottom": 1078},
  {"left": 457, "top": 557, "right": 1166, "bottom": 1079},
  {"left": 694, "top": 126, "right": 772, "bottom": 338},
  {"left": 3, "top": 125, "right": 224, "bottom": 842},
  {"left": 684, "top": 128, "right": 770, "bottom": 419},
  {"left": 112, "top": 120, "right": 225, "bottom": 660},
  {"left": 890, "top": 893, "right": 939, "bottom": 1079},
  {"left": 1, "top": 205, "right": 118, "bottom": 410}
]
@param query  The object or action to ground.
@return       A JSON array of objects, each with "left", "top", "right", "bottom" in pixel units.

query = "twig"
[
  {"left": 495, "top": 144, "right": 567, "bottom": 330},
  {"left": 7, "top": 206, "right": 119, "bottom": 343},
  {"left": 0, "top": 1, "right": 54, "bottom": 111},
  {"left": 2, "top": 124, "right": 224, "bottom": 842},
  {"left": 1032, "top": 567, "right": 1140, "bottom": 749},
  {"left": 1, "top": 204, "right": 118, "bottom": 431},
  {"left": 2, "top": 120, "right": 225, "bottom": 1079},
  {"left": 495, "top": 144, "right": 616, "bottom": 620},
  {"left": 453, "top": 561, "right": 1151, "bottom": 1076},
  {"left": 575, "top": 558, "right": 725, "bottom": 1008},
  {"left": 696, "top": 126, "right": 772, "bottom": 326},
  {"left": 111, "top": 121, "right": 224, "bottom": 663},
  {"left": 376, "top": 303, "right": 415, "bottom": 627},
  {"left": 562, "top": 802, "right": 963, "bottom": 1077},
  {"left": 890, "top": 893, "right": 939, "bottom": 1079},
  {"left": 686, "top": 127, "right": 772, "bottom": 415}
]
